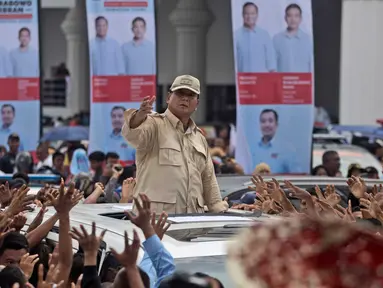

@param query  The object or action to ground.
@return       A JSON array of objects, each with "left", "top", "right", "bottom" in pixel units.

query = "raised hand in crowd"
[
  {"left": 37, "top": 263, "right": 64, "bottom": 288},
  {"left": 5, "top": 184, "right": 33, "bottom": 217},
  {"left": 0, "top": 181, "right": 12, "bottom": 208},
  {"left": 360, "top": 193, "right": 383, "bottom": 222},
  {"left": 120, "top": 177, "right": 136, "bottom": 203},
  {"left": 110, "top": 230, "right": 145, "bottom": 288},
  {"left": 10, "top": 212, "right": 27, "bottom": 232},
  {"left": 347, "top": 175, "right": 366, "bottom": 199},
  {"left": 151, "top": 211, "right": 171, "bottom": 240},
  {"left": 125, "top": 193, "right": 155, "bottom": 239},
  {"left": 19, "top": 253, "right": 39, "bottom": 280},
  {"left": 70, "top": 222, "right": 107, "bottom": 266},
  {"left": 83, "top": 182, "right": 104, "bottom": 204}
]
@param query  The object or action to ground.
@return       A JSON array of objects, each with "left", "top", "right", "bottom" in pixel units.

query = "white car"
[{"left": 24, "top": 203, "right": 279, "bottom": 286}]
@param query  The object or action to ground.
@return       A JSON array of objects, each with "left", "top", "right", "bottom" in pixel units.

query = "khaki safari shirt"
[{"left": 122, "top": 108, "right": 228, "bottom": 214}]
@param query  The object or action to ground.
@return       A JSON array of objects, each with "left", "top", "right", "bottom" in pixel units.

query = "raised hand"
[
  {"left": 121, "top": 177, "right": 136, "bottom": 203},
  {"left": 10, "top": 212, "right": 27, "bottom": 232},
  {"left": 110, "top": 230, "right": 140, "bottom": 268},
  {"left": 347, "top": 176, "right": 366, "bottom": 199},
  {"left": 138, "top": 95, "right": 156, "bottom": 116},
  {"left": 20, "top": 253, "right": 39, "bottom": 279},
  {"left": 125, "top": 194, "right": 152, "bottom": 230},
  {"left": 0, "top": 182, "right": 12, "bottom": 207},
  {"left": 6, "top": 185, "right": 33, "bottom": 216},
  {"left": 37, "top": 263, "right": 64, "bottom": 288},
  {"left": 360, "top": 193, "right": 383, "bottom": 220},
  {"left": 70, "top": 222, "right": 107, "bottom": 254},
  {"left": 151, "top": 211, "right": 171, "bottom": 240},
  {"left": 248, "top": 175, "right": 269, "bottom": 199}
]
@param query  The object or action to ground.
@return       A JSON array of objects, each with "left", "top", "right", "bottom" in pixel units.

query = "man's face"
[
  {"left": 285, "top": 7, "right": 302, "bottom": 30},
  {"left": 327, "top": 153, "right": 341, "bottom": 171},
  {"left": 0, "top": 248, "right": 27, "bottom": 266},
  {"left": 167, "top": 89, "right": 199, "bottom": 118},
  {"left": 53, "top": 155, "right": 64, "bottom": 169},
  {"left": 107, "top": 157, "right": 119, "bottom": 166},
  {"left": 8, "top": 139, "right": 19, "bottom": 153},
  {"left": 36, "top": 146, "right": 47, "bottom": 161},
  {"left": 19, "top": 30, "right": 30, "bottom": 47},
  {"left": 243, "top": 5, "right": 258, "bottom": 27},
  {"left": 96, "top": 19, "right": 108, "bottom": 37},
  {"left": 260, "top": 112, "right": 277, "bottom": 137},
  {"left": 90, "top": 160, "right": 103, "bottom": 171},
  {"left": 111, "top": 108, "right": 124, "bottom": 131},
  {"left": 1, "top": 106, "right": 14, "bottom": 126},
  {"left": 132, "top": 20, "right": 146, "bottom": 39}
]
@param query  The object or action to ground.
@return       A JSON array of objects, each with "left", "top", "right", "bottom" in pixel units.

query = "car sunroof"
[{"left": 165, "top": 223, "right": 255, "bottom": 242}]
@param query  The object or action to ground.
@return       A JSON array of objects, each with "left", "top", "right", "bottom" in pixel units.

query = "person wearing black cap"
[{"left": 0, "top": 133, "right": 20, "bottom": 173}]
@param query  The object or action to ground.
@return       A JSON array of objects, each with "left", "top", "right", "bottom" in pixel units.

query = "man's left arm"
[{"left": 201, "top": 152, "right": 228, "bottom": 213}]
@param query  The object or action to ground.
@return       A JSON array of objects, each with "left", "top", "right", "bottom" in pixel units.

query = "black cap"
[
  {"left": 8, "top": 133, "right": 20, "bottom": 141},
  {"left": 365, "top": 166, "right": 379, "bottom": 175}
]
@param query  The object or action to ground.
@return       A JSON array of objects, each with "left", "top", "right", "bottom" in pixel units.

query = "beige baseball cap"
[{"left": 170, "top": 75, "right": 200, "bottom": 95}]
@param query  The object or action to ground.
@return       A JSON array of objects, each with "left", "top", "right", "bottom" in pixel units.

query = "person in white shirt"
[{"left": 35, "top": 142, "right": 53, "bottom": 172}]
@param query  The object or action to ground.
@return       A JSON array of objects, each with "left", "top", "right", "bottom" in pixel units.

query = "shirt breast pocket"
[
  {"left": 192, "top": 144, "right": 207, "bottom": 170},
  {"left": 159, "top": 142, "right": 182, "bottom": 166}
]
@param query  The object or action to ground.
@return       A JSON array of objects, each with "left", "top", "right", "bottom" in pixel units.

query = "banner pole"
[{"left": 37, "top": 0, "right": 43, "bottom": 141}]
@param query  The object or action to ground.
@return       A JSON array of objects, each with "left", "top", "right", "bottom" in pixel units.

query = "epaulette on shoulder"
[{"left": 149, "top": 112, "right": 165, "bottom": 118}]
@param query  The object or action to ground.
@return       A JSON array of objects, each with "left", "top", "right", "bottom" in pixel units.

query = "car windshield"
[
  {"left": 313, "top": 148, "right": 382, "bottom": 177},
  {"left": 174, "top": 255, "right": 234, "bottom": 286}
]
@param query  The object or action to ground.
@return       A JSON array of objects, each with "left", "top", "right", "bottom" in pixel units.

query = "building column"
[
  {"left": 169, "top": 0, "right": 214, "bottom": 124},
  {"left": 61, "top": 1, "right": 90, "bottom": 114},
  {"left": 339, "top": 0, "right": 383, "bottom": 125}
]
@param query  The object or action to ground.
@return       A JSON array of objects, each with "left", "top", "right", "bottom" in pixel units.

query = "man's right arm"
[{"left": 122, "top": 109, "right": 157, "bottom": 150}]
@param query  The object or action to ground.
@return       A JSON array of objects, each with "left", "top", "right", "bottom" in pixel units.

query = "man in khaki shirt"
[{"left": 122, "top": 75, "right": 228, "bottom": 214}]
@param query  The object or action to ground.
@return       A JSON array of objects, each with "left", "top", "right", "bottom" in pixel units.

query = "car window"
[
  {"left": 313, "top": 148, "right": 382, "bottom": 177},
  {"left": 174, "top": 256, "right": 234, "bottom": 287}
]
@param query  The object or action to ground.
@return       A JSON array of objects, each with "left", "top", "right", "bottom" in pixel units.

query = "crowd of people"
[
  {"left": 0, "top": 73, "right": 383, "bottom": 286},
  {"left": 0, "top": 172, "right": 382, "bottom": 287}
]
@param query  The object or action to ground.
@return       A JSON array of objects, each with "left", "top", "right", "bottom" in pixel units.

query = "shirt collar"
[
  {"left": 164, "top": 109, "right": 197, "bottom": 134},
  {"left": 131, "top": 38, "right": 147, "bottom": 47},
  {"left": 0, "top": 126, "right": 10, "bottom": 132},
  {"left": 110, "top": 131, "right": 122, "bottom": 139},
  {"left": 284, "top": 29, "right": 303, "bottom": 39},
  {"left": 258, "top": 137, "right": 274, "bottom": 148},
  {"left": 242, "top": 25, "right": 258, "bottom": 33}
]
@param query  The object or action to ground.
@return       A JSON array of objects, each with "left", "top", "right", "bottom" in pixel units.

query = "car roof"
[{"left": 24, "top": 203, "right": 279, "bottom": 259}]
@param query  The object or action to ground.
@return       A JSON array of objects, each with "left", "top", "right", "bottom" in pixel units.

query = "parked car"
[{"left": 24, "top": 204, "right": 277, "bottom": 286}]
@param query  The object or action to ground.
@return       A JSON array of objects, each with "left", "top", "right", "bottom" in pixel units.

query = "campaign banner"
[
  {"left": 86, "top": 0, "right": 157, "bottom": 163},
  {"left": 0, "top": 0, "right": 40, "bottom": 152},
  {"left": 231, "top": 0, "right": 314, "bottom": 174}
]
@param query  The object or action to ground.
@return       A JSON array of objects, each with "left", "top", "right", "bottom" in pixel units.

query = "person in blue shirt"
[
  {"left": 0, "top": 46, "right": 11, "bottom": 77},
  {"left": 273, "top": 3, "right": 313, "bottom": 73},
  {"left": 105, "top": 106, "right": 136, "bottom": 162},
  {"left": 122, "top": 17, "right": 155, "bottom": 75},
  {"left": 252, "top": 109, "right": 301, "bottom": 174},
  {"left": 10, "top": 27, "right": 39, "bottom": 77},
  {"left": 0, "top": 104, "right": 24, "bottom": 151},
  {"left": 235, "top": 2, "right": 276, "bottom": 73},
  {"left": 90, "top": 16, "right": 124, "bottom": 76}
]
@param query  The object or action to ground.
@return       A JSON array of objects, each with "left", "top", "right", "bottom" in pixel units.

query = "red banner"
[
  {"left": 237, "top": 73, "right": 312, "bottom": 105},
  {"left": 0, "top": 78, "right": 39, "bottom": 101},
  {"left": 92, "top": 75, "right": 156, "bottom": 103}
]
